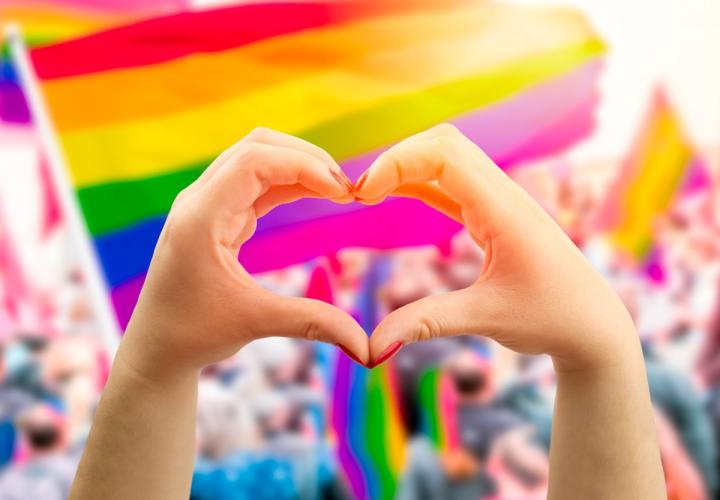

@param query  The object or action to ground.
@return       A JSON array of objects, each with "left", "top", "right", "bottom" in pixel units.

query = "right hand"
[{"left": 354, "top": 124, "right": 639, "bottom": 371}]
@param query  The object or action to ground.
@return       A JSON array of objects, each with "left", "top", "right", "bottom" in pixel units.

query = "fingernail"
[
  {"left": 354, "top": 172, "right": 369, "bottom": 193},
  {"left": 368, "top": 342, "right": 403, "bottom": 368},
  {"left": 339, "top": 170, "right": 353, "bottom": 188},
  {"left": 337, "top": 344, "right": 363, "bottom": 365},
  {"left": 330, "top": 170, "right": 353, "bottom": 191}
]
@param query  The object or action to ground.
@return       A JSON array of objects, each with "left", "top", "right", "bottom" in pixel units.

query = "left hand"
[{"left": 120, "top": 128, "right": 370, "bottom": 383}]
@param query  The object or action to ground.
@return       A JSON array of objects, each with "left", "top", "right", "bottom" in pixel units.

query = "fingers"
[
  {"left": 183, "top": 127, "right": 350, "bottom": 198},
  {"left": 354, "top": 125, "right": 522, "bottom": 239},
  {"left": 356, "top": 131, "right": 490, "bottom": 205},
  {"left": 202, "top": 142, "right": 352, "bottom": 216},
  {"left": 387, "top": 182, "right": 464, "bottom": 223},
  {"left": 254, "top": 184, "right": 353, "bottom": 218},
  {"left": 251, "top": 292, "right": 369, "bottom": 365},
  {"left": 368, "top": 286, "right": 501, "bottom": 367}
]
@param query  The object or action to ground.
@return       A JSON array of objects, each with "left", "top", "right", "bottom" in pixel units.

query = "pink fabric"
[{"left": 38, "top": 155, "right": 63, "bottom": 238}]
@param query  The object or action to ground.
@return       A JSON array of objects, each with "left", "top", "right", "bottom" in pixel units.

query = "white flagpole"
[{"left": 6, "top": 24, "right": 120, "bottom": 354}]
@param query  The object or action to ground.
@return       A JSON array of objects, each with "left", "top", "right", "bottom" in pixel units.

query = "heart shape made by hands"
[
  {"left": 241, "top": 125, "right": 614, "bottom": 374},
  {"left": 231, "top": 130, "right": 481, "bottom": 369},
  {"left": 142, "top": 125, "right": 618, "bottom": 380}
]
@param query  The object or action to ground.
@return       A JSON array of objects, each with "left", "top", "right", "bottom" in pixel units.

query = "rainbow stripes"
[
  {"left": 418, "top": 367, "right": 459, "bottom": 451},
  {"left": 333, "top": 359, "right": 407, "bottom": 500},
  {"left": 601, "top": 89, "right": 695, "bottom": 259},
  {"left": 0, "top": 1, "right": 186, "bottom": 123},
  {"left": 331, "top": 255, "right": 407, "bottom": 499},
  {"left": 29, "top": 1, "right": 605, "bottom": 329}
]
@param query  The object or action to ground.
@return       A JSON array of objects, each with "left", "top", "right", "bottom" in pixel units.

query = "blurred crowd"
[{"left": 1, "top": 159, "right": 719, "bottom": 500}]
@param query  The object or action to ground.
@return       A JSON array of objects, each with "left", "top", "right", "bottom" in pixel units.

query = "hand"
[
  {"left": 355, "top": 124, "right": 638, "bottom": 371},
  {"left": 120, "top": 128, "right": 369, "bottom": 383}
]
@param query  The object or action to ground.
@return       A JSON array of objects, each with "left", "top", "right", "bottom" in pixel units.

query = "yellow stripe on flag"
[
  {"left": 42, "top": 4, "right": 595, "bottom": 131},
  {"left": 55, "top": 38, "right": 600, "bottom": 187}
]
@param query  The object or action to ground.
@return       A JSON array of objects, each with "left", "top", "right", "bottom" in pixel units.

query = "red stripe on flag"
[{"left": 30, "top": 1, "right": 462, "bottom": 80}]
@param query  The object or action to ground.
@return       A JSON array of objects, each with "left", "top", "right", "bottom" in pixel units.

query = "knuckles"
[
  {"left": 301, "top": 319, "right": 321, "bottom": 342},
  {"left": 245, "top": 126, "right": 272, "bottom": 143},
  {"left": 414, "top": 314, "right": 443, "bottom": 343},
  {"left": 431, "top": 123, "right": 462, "bottom": 137}
]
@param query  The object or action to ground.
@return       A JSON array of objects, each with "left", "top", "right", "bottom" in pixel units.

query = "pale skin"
[{"left": 69, "top": 126, "right": 665, "bottom": 500}]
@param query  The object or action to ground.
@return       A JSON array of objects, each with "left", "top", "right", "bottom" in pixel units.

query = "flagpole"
[{"left": 6, "top": 24, "right": 120, "bottom": 354}]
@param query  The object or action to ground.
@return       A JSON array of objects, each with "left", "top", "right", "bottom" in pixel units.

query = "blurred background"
[{"left": 0, "top": 0, "right": 719, "bottom": 499}]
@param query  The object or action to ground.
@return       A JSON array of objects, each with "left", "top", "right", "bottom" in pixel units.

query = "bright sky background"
[{"left": 511, "top": 0, "right": 720, "bottom": 161}]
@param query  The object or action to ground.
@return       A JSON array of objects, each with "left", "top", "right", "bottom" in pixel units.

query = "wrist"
[
  {"left": 552, "top": 312, "right": 643, "bottom": 375},
  {"left": 116, "top": 321, "right": 201, "bottom": 388}
]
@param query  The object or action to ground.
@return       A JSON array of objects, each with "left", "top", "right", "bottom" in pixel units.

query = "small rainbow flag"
[
  {"left": 331, "top": 255, "right": 407, "bottom": 499},
  {"left": 600, "top": 88, "right": 699, "bottom": 260},
  {"left": 24, "top": 1, "right": 605, "bottom": 330},
  {"left": 418, "top": 366, "right": 460, "bottom": 451}
]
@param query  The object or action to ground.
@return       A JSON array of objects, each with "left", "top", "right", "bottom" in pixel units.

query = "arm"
[
  {"left": 354, "top": 124, "right": 665, "bottom": 499},
  {"left": 69, "top": 128, "right": 368, "bottom": 500}
]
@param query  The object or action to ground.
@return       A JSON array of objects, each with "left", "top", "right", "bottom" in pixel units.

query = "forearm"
[
  {"left": 548, "top": 330, "right": 665, "bottom": 500},
  {"left": 70, "top": 334, "right": 199, "bottom": 500}
]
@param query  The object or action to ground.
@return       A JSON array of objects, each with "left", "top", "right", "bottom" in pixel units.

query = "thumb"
[
  {"left": 253, "top": 292, "right": 369, "bottom": 366},
  {"left": 368, "top": 287, "right": 499, "bottom": 368}
]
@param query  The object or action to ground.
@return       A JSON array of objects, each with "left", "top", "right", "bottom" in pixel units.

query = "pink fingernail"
[{"left": 368, "top": 342, "right": 403, "bottom": 368}]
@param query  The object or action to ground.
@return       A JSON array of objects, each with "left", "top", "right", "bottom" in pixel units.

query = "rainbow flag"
[
  {"left": 26, "top": 1, "right": 605, "bottom": 329},
  {"left": 600, "top": 88, "right": 697, "bottom": 260},
  {"left": 331, "top": 255, "right": 407, "bottom": 499},
  {"left": 0, "top": 0, "right": 187, "bottom": 123},
  {"left": 418, "top": 366, "right": 459, "bottom": 451}
]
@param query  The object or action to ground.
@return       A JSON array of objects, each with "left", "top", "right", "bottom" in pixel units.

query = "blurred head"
[
  {"left": 18, "top": 404, "right": 66, "bottom": 455},
  {"left": 3, "top": 335, "right": 48, "bottom": 396},
  {"left": 196, "top": 380, "right": 259, "bottom": 459},
  {"left": 380, "top": 247, "right": 445, "bottom": 313},
  {"left": 252, "top": 391, "right": 301, "bottom": 438},
  {"left": 445, "top": 350, "right": 494, "bottom": 402},
  {"left": 41, "top": 335, "right": 101, "bottom": 391},
  {"left": 436, "top": 231, "right": 486, "bottom": 291},
  {"left": 252, "top": 337, "right": 307, "bottom": 386}
]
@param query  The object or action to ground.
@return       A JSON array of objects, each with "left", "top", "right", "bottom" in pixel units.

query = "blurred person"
[
  {"left": 496, "top": 355, "right": 556, "bottom": 451},
  {"left": 197, "top": 342, "right": 351, "bottom": 500},
  {"left": 379, "top": 235, "right": 487, "bottom": 436},
  {"left": 0, "top": 333, "right": 60, "bottom": 465},
  {"left": 0, "top": 403, "right": 78, "bottom": 500},
  {"left": 195, "top": 378, "right": 261, "bottom": 458},
  {"left": 617, "top": 271, "right": 718, "bottom": 496},
  {"left": 69, "top": 127, "right": 664, "bottom": 500},
  {"left": 40, "top": 335, "right": 106, "bottom": 447},
  {"left": 646, "top": 349, "right": 716, "bottom": 497},
  {"left": 245, "top": 337, "right": 327, "bottom": 436},
  {"left": 0, "top": 344, "right": 35, "bottom": 467},
  {"left": 193, "top": 378, "right": 348, "bottom": 500},
  {"left": 254, "top": 346, "right": 352, "bottom": 500},
  {"left": 378, "top": 245, "right": 446, "bottom": 316},
  {"left": 655, "top": 409, "right": 706, "bottom": 500},
  {"left": 435, "top": 230, "right": 486, "bottom": 291},
  {"left": 698, "top": 283, "right": 720, "bottom": 500},
  {"left": 397, "top": 349, "right": 548, "bottom": 500},
  {"left": 191, "top": 379, "right": 299, "bottom": 500},
  {"left": 2, "top": 334, "right": 52, "bottom": 402},
  {"left": 393, "top": 338, "right": 466, "bottom": 435},
  {"left": 49, "top": 270, "right": 97, "bottom": 338}
]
